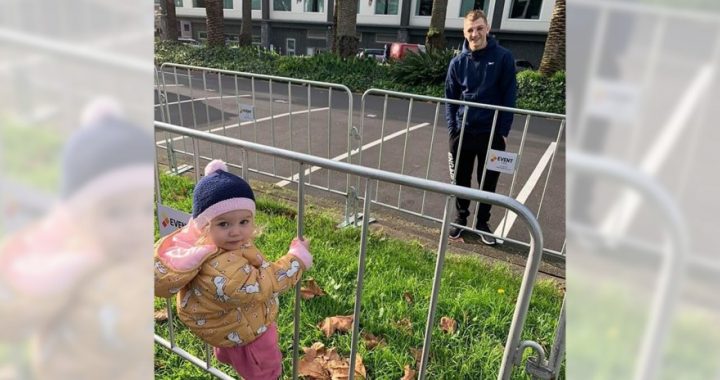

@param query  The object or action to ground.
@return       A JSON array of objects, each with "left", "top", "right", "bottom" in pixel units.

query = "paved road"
[{"left": 154, "top": 68, "right": 566, "bottom": 254}]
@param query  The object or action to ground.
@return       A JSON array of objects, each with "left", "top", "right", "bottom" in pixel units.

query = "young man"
[{"left": 445, "top": 9, "right": 517, "bottom": 245}]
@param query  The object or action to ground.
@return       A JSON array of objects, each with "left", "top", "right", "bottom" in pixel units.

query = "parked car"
[
  {"left": 388, "top": 43, "right": 426, "bottom": 61},
  {"left": 356, "top": 48, "right": 386, "bottom": 62}
]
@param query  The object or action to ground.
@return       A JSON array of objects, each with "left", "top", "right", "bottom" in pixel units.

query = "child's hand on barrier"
[
  {"left": 160, "top": 218, "right": 217, "bottom": 271},
  {"left": 289, "top": 237, "right": 313, "bottom": 270}
]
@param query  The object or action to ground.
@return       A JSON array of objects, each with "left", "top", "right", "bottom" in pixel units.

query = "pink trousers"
[{"left": 214, "top": 324, "right": 282, "bottom": 380}]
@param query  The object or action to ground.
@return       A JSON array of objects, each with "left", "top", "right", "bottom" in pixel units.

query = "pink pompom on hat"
[{"left": 192, "top": 160, "right": 256, "bottom": 228}]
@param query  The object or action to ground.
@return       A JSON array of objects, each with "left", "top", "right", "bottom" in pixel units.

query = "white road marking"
[
  {"left": 495, "top": 142, "right": 557, "bottom": 237},
  {"left": 156, "top": 107, "right": 330, "bottom": 145},
  {"left": 275, "top": 123, "right": 430, "bottom": 187}
]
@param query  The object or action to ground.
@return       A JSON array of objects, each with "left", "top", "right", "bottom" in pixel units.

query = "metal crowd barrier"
[
  {"left": 154, "top": 63, "right": 358, "bottom": 224},
  {"left": 357, "top": 89, "right": 566, "bottom": 258},
  {"left": 154, "top": 121, "right": 564, "bottom": 380}
]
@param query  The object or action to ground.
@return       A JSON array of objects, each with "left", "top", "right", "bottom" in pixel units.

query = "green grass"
[{"left": 155, "top": 173, "right": 564, "bottom": 379}]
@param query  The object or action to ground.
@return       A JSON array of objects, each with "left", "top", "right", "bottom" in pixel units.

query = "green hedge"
[
  {"left": 155, "top": 41, "right": 565, "bottom": 114},
  {"left": 516, "top": 70, "right": 566, "bottom": 114}
]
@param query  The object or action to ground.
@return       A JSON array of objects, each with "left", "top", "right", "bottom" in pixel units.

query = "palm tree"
[
  {"left": 239, "top": 0, "right": 252, "bottom": 46},
  {"left": 426, "top": 0, "right": 448, "bottom": 50},
  {"left": 164, "top": 0, "right": 179, "bottom": 41},
  {"left": 334, "top": 0, "right": 358, "bottom": 58},
  {"left": 539, "top": 0, "right": 565, "bottom": 76},
  {"left": 205, "top": 0, "right": 225, "bottom": 47}
]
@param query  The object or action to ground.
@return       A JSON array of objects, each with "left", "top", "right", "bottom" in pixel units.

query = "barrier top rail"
[
  {"left": 159, "top": 62, "right": 354, "bottom": 93},
  {"left": 155, "top": 120, "right": 545, "bottom": 380},
  {"left": 361, "top": 88, "right": 566, "bottom": 120}
]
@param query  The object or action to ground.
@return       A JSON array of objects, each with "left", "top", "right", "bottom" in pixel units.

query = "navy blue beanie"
[
  {"left": 60, "top": 113, "right": 153, "bottom": 202},
  {"left": 192, "top": 160, "right": 256, "bottom": 227}
]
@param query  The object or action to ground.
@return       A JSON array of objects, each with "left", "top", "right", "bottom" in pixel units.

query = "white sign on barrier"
[
  {"left": 239, "top": 104, "right": 255, "bottom": 122},
  {"left": 157, "top": 204, "right": 192, "bottom": 237},
  {"left": 486, "top": 149, "right": 518, "bottom": 174}
]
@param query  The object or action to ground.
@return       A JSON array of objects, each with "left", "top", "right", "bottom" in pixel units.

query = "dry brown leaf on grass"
[
  {"left": 402, "top": 291, "right": 414, "bottom": 305},
  {"left": 298, "top": 355, "right": 330, "bottom": 379},
  {"left": 299, "top": 343, "right": 366, "bottom": 380},
  {"left": 361, "top": 331, "right": 385, "bottom": 349},
  {"left": 396, "top": 318, "right": 413, "bottom": 332},
  {"left": 318, "top": 315, "right": 354, "bottom": 338},
  {"left": 154, "top": 309, "right": 168, "bottom": 322},
  {"left": 301, "top": 278, "right": 326, "bottom": 300},
  {"left": 327, "top": 355, "right": 367, "bottom": 380},
  {"left": 410, "top": 348, "right": 423, "bottom": 364},
  {"left": 439, "top": 316, "right": 457, "bottom": 334},
  {"left": 401, "top": 365, "right": 417, "bottom": 380}
]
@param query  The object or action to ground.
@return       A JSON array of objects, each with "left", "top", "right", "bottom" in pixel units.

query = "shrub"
[
  {"left": 516, "top": 70, "right": 565, "bottom": 114},
  {"left": 388, "top": 49, "right": 455, "bottom": 86}
]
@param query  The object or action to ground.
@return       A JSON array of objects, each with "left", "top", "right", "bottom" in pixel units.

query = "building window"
[
  {"left": 175, "top": 0, "right": 184, "bottom": 6},
  {"left": 198, "top": 31, "right": 207, "bottom": 41},
  {"left": 193, "top": 0, "right": 204, "bottom": 7},
  {"left": 510, "top": 0, "right": 542, "bottom": 19},
  {"left": 273, "top": 0, "right": 290, "bottom": 11},
  {"left": 223, "top": 0, "right": 233, "bottom": 8},
  {"left": 286, "top": 38, "right": 296, "bottom": 55},
  {"left": 307, "top": 30, "right": 327, "bottom": 40},
  {"left": 252, "top": 35, "right": 261, "bottom": 46},
  {"left": 415, "top": 0, "right": 432, "bottom": 16},
  {"left": 375, "top": 0, "right": 398, "bottom": 15},
  {"left": 183, "top": 23, "right": 191, "bottom": 32},
  {"left": 252, "top": 0, "right": 261, "bottom": 10},
  {"left": 304, "top": 0, "right": 324, "bottom": 12},
  {"left": 459, "top": 0, "right": 486, "bottom": 17}
]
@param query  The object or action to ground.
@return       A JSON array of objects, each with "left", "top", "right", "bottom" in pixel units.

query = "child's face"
[{"left": 208, "top": 209, "right": 255, "bottom": 251}]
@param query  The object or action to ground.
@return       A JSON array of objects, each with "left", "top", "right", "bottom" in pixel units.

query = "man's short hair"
[{"left": 465, "top": 9, "right": 488, "bottom": 24}]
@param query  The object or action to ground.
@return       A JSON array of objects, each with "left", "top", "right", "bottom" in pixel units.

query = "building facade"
[{"left": 171, "top": 0, "right": 554, "bottom": 67}]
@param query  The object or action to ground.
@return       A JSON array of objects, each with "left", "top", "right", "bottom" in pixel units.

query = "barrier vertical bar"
[
  {"left": 166, "top": 297, "right": 176, "bottom": 347},
  {"left": 270, "top": 79, "right": 277, "bottom": 175},
  {"left": 474, "top": 109, "right": 500, "bottom": 227},
  {"left": 307, "top": 84, "right": 312, "bottom": 183},
  {"left": 375, "top": 94, "right": 389, "bottom": 201},
  {"left": 547, "top": 296, "right": 566, "bottom": 378},
  {"left": 193, "top": 138, "right": 201, "bottom": 183},
  {"left": 202, "top": 70, "right": 215, "bottom": 159},
  {"left": 187, "top": 68, "right": 199, "bottom": 136},
  {"left": 218, "top": 71, "right": 229, "bottom": 161},
  {"left": 348, "top": 178, "right": 374, "bottom": 380},
  {"left": 418, "top": 196, "right": 454, "bottom": 380},
  {"left": 175, "top": 67, "right": 188, "bottom": 155},
  {"left": 251, "top": 76, "right": 259, "bottom": 170},
  {"left": 205, "top": 343, "right": 212, "bottom": 369},
  {"left": 499, "top": 115, "right": 532, "bottom": 237},
  {"left": 420, "top": 102, "right": 441, "bottom": 215},
  {"left": 397, "top": 98, "right": 414, "bottom": 208},
  {"left": 292, "top": 164, "right": 306, "bottom": 380},
  {"left": 535, "top": 120, "right": 565, "bottom": 219},
  {"left": 327, "top": 88, "right": 333, "bottom": 191}
]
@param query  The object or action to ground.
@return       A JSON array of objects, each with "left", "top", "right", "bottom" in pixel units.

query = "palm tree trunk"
[
  {"left": 335, "top": 0, "right": 358, "bottom": 58},
  {"left": 239, "top": 0, "right": 252, "bottom": 46},
  {"left": 164, "top": 0, "right": 179, "bottom": 41},
  {"left": 539, "top": 0, "right": 565, "bottom": 76},
  {"left": 205, "top": 0, "right": 225, "bottom": 47},
  {"left": 426, "top": 0, "right": 448, "bottom": 51}
]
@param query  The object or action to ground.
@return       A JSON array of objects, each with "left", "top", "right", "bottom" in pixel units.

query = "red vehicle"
[{"left": 388, "top": 43, "right": 427, "bottom": 60}]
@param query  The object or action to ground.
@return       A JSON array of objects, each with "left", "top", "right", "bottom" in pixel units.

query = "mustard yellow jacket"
[{"left": 154, "top": 230, "right": 305, "bottom": 347}]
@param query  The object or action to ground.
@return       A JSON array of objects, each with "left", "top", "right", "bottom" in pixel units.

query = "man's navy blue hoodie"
[{"left": 445, "top": 36, "right": 517, "bottom": 138}]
